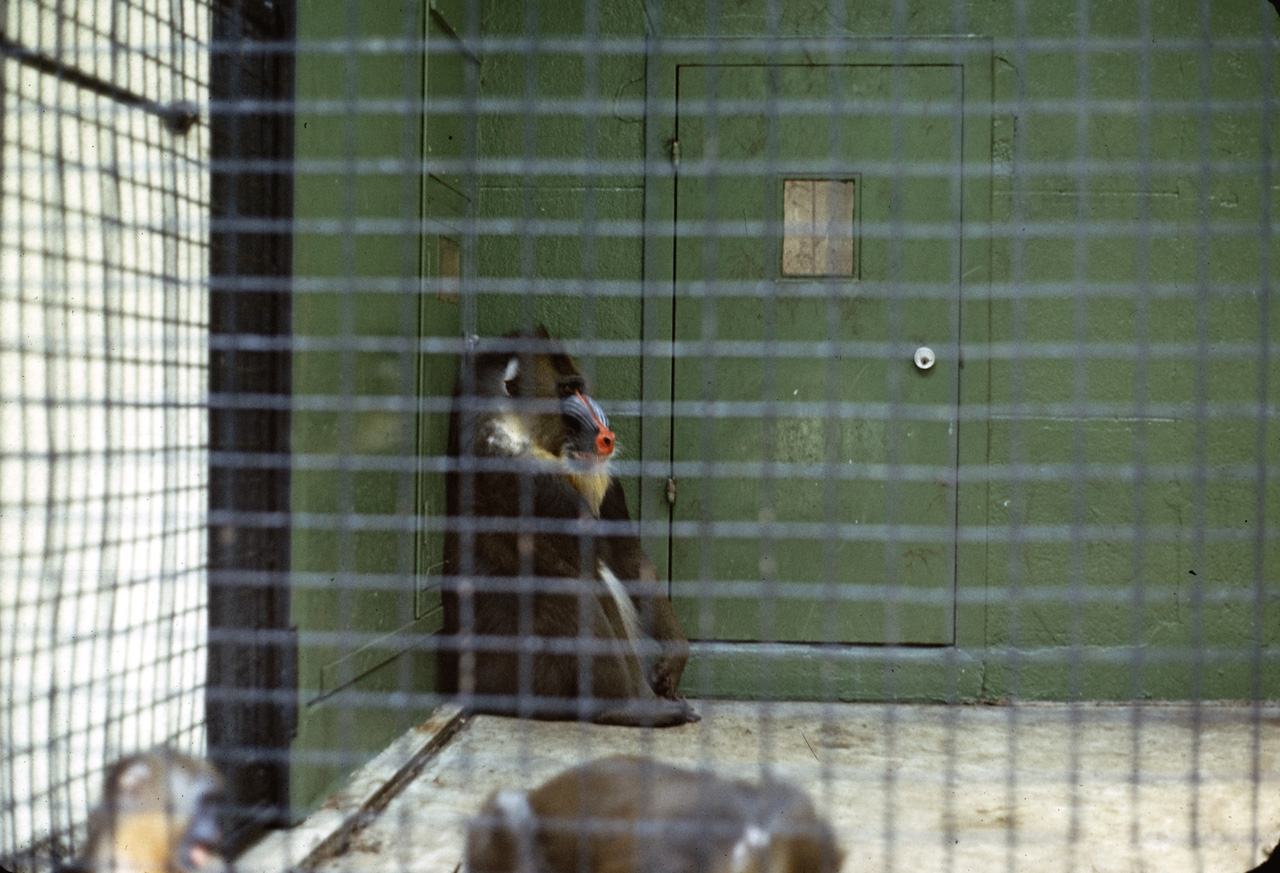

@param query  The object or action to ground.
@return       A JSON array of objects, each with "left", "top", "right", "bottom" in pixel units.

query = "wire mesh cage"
[
  {"left": 0, "top": 0, "right": 1277, "bottom": 872},
  {"left": 0, "top": 0, "right": 213, "bottom": 859}
]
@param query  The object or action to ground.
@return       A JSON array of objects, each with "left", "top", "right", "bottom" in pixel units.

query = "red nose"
[{"left": 596, "top": 428, "right": 615, "bottom": 457}]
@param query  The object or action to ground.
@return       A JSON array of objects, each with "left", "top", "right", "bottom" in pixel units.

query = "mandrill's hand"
[{"left": 648, "top": 640, "right": 688, "bottom": 701}]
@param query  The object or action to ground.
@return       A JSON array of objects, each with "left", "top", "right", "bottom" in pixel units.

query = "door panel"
[
  {"left": 415, "top": 176, "right": 467, "bottom": 631},
  {"left": 670, "top": 63, "right": 963, "bottom": 645}
]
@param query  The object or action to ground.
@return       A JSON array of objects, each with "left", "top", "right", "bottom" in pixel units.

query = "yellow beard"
[
  {"left": 567, "top": 470, "right": 610, "bottom": 517},
  {"left": 526, "top": 445, "right": 609, "bottom": 516},
  {"left": 101, "top": 813, "right": 182, "bottom": 873}
]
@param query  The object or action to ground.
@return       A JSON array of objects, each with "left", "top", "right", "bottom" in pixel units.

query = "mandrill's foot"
[
  {"left": 648, "top": 654, "right": 688, "bottom": 700},
  {"left": 593, "top": 695, "right": 699, "bottom": 727}
]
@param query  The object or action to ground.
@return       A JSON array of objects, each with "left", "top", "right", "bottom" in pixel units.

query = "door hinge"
[
  {"left": 665, "top": 477, "right": 677, "bottom": 506},
  {"left": 670, "top": 139, "right": 680, "bottom": 168}
]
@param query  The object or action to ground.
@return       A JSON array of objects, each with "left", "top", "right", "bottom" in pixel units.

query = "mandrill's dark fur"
[
  {"left": 465, "top": 756, "right": 844, "bottom": 873},
  {"left": 439, "top": 329, "right": 695, "bottom": 727}
]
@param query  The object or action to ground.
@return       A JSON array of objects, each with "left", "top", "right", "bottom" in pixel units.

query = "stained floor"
[{"left": 305, "top": 701, "right": 1280, "bottom": 873}]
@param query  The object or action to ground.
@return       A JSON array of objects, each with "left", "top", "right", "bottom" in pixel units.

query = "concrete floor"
[{"left": 307, "top": 701, "right": 1280, "bottom": 873}]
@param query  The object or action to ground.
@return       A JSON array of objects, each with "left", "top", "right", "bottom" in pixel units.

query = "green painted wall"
[
  {"left": 471, "top": 0, "right": 1279, "bottom": 701},
  {"left": 290, "top": 0, "right": 469, "bottom": 815},
  {"left": 286, "top": 6, "right": 1280, "bottom": 814}
]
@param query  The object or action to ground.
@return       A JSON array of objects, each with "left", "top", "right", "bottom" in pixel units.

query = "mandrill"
[
  {"left": 70, "top": 750, "right": 224, "bottom": 873},
  {"left": 439, "top": 328, "right": 696, "bottom": 727}
]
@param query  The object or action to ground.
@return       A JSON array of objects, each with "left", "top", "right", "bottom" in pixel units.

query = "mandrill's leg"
[
  {"left": 531, "top": 580, "right": 697, "bottom": 727},
  {"left": 630, "top": 554, "right": 690, "bottom": 700}
]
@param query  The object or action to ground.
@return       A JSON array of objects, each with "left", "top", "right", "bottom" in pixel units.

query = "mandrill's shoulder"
[
  {"left": 474, "top": 412, "right": 532, "bottom": 457},
  {"left": 596, "top": 477, "right": 634, "bottom": 522}
]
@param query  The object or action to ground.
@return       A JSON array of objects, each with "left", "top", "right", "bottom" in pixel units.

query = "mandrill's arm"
[
  {"left": 633, "top": 550, "right": 690, "bottom": 699},
  {"left": 598, "top": 480, "right": 690, "bottom": 700}
]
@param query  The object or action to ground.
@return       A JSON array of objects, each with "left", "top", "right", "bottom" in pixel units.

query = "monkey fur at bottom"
[
  {"left": 70, "top": 750, "right": 224, "bottom": 873},
  {"left": 465, "top": 756, "right": 843, "bottom": 873},
  {"left": 1249, "top": 843, "right": 1280, "bottom": 873},
  {"left": 440, "top": 330, "right": 696, "bottom": 727}
]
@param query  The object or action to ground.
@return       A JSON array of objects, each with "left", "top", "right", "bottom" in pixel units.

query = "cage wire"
[
  {"left": 0, "top": 0, "right": 212, "bottom": 862},
  {"left": 1, "top": 0, "right": 1278, "bottom": 872}
]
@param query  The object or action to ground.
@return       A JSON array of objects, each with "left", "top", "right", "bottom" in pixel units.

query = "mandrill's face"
[
  {"left": 468, "top": 332, "right": 617, "bottom": 490},
  {"left": 558, "top": 387, "right": 614, "bottom": 464}
]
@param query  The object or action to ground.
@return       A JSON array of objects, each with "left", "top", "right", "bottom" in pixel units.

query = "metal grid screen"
[
  {"left": 0, "top": 0, "right": 211, "bottom": 861},
  {"left": 2, "top": 1, "right": 1278, "bottom": 872}
]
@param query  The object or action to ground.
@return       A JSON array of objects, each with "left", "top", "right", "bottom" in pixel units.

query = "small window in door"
[{"left": 781, "top": 178, "right": 858, "bottom": 278}]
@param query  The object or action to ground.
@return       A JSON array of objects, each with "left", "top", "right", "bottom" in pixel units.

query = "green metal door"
[{"left": 665, "top": 59, "right": 966, "bottom": 645}]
